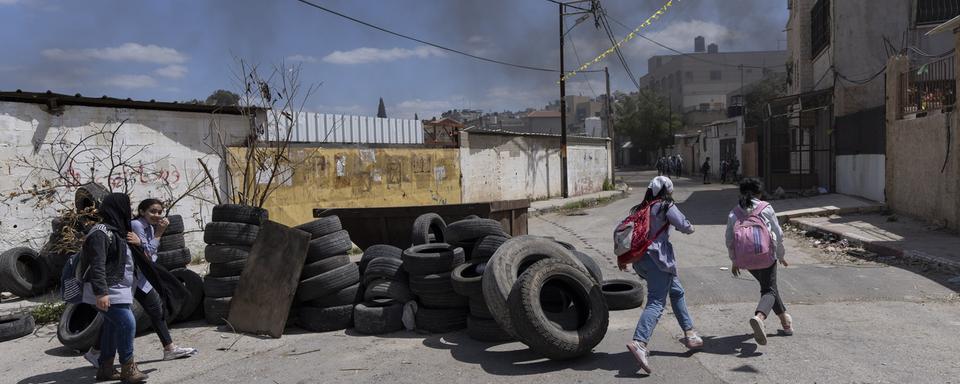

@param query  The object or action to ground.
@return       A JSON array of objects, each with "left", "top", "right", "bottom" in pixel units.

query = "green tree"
[
  {"left": 615, "top": 90, "right": 680, "bottom": 159},
  {"left": 743, "top": 72, "right": 787, "bottom": 129},
  {"left": 205, "top": 89, "right": 241, "bottom": 106}
]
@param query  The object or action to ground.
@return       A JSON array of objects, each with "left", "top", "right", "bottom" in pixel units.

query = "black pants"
[
  {"left": 94, "top": 288, "right": 173, "bottom": 350},
  {"left": 702, "top": 172, "right": 709, "bottom": 183},
  {"left": 748, "top": 262, "right": 786, "bottom": 317}
]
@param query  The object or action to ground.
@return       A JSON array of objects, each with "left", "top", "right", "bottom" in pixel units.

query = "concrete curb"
[
  {"left": 529, "top": 190, "right": 627, "bottom": 215},
  {"left": 776, "top": 204, "right": 887, "bottom": 225}
]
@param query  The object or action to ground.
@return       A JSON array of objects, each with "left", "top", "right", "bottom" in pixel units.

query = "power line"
[
  {"left": 296, "top": 0, "right": 601, "bottom": 73},
  {"left": 544, "top": 0, "right": 592, "bottom": 13},
  {"left": 596, "top": 8, "right": 641, "bottom": 91},
  {"left": 567, "top": 35, "right": 599, "bottom": 97}
]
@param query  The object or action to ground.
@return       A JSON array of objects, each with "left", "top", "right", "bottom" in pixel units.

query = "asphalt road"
[{"left": 4, "top": 170, "right": 959, "bottom": 383}]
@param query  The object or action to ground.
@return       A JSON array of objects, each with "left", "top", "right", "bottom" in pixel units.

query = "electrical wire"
[
  {"left": 568, "top": 35, "right": 600, "bottom": 97},
  {"left": 594, "top": 5, "right": 642, "bottom": 91},
  {"left": 544, "top": 0, "right": 592, "bottom": 13},
  {"left": 835, "top": 65, "right": 887, "bottom": 85},
  {"left": 295, "top": 0, "right": 601, "bottom": 73}
]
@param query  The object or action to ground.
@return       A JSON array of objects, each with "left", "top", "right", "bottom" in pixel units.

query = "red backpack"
[{"left": 614, "top": 200, "right": 670, "bottom": 268}]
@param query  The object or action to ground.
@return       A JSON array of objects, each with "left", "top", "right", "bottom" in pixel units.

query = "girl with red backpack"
[
  {"left": 622, "top": 176, "right": 702, "bottom": 374},
  {"left": 725, "top": 178, "right": 794, "bottom": 346}
]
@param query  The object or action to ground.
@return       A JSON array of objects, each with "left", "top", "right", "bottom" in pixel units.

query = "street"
[{"left": 4, "top": 170, "right": 957, "bottom": 384}]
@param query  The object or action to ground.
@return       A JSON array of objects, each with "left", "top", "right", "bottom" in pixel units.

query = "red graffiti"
[{"left": 65, "top": 159, "right": 181, "bottom": 188}]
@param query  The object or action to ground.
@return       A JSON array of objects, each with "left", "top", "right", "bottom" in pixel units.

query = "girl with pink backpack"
[{"left": 725, "top": 178, "right": 793, "bottom": 346}]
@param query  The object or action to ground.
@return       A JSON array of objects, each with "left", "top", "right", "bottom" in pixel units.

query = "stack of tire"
[
  {"left": 405, "top": 243, "right": 469, "bottom": 333},
  {"left": 445, "top": 217, "right": 508, "bottom": 260},
  {"left": 293, "top": 216, "right": 361, "bottom": 333},
  {"left": 482, "top": 235, "right": 609, "bottom": 360},
  {"left": 202, "top": 204, "right": 267, "bottom": 325},
  {"left": 156, "top": 215, "right": 190, "bottom": 270},
  {"left": 0, "top": 247, "right": 49, "bottom": 299},
  {"left": 353, "top": 244, "right": 409, "bottom": 335},
  {"left": 450, "top": 236, "right": 512, "bottom": 342}
]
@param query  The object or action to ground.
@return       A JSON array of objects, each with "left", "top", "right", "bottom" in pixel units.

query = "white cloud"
[
  {"left": 287, "top": 54, "right": 319, "bottom": 63},
  {"left": 103, "top": 74, "right": 157, "bottom": 89},
  {"left": 625, "top": 20, "right": 735, "bottom": 58},
  {"left": 322, "top": 46, "right": 445, "bottom": 65},
  {"left": 467, "top": 35, "right": 488, "bottom": 44},
  {"left": 0, "top": 0, "right": 20, "bottom": 5},
  {"left": 391, "top": 99, "right": 455, "bottom": 120},
  {"left": 42, "top": 43, "right": 187, "bottom": 64},
  {"left": 316, "top": 104, "right": 367, "bottom": 115},
  {"left": 154, "top": 64, "right": 187, "bottom": 79}
]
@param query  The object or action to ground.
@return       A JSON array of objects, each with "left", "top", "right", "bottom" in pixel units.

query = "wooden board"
[{"left": 227, "top": 220, "right": 310, "bottom": 338}]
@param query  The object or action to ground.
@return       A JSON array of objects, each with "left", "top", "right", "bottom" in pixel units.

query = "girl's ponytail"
[{"left": 738, "top": 178, "right": 763, "bottom": 209}]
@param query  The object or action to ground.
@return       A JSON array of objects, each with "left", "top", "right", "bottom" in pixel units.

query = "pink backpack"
[{"left": 731, "top": 201, "right": 776, "bottom": 270}]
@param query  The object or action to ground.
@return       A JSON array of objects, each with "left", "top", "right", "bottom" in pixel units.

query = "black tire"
[
  {"left": 304, "top": 283, "right": 360, "bottom": 307},
  {"left": 157, "top": 248, "right": 192, "bottom": 270},
  {"left": 0, "top": 247, "right": 49, "bottom": 298},
  {"left": 170, "top": 268, "right": 204, "bottom": 322},
  {"left": 363, "top": 279, "right": 414, "bottom": 302},
  {"left": 601, "top": 279, "right": 646, "bottom": 310},
  {"left": 74, "top": 183, "right": 109, "bottom": 211},
  {"left": 415, "top": 306, "right": 468, "bottom": 333},
  {"left": 467, "top": 315, "right": 513, "bottom": 342},
  {"left": 411, "top": 213, "right": 447, "bottom": 245},
  {"left": 164, "top": 214, "right": 185, "bottom": 235},
  {"left": 158, "top": 233, "right": 185, "bottom": 252},
  {"left": 57, "top": 303, "right": 103, "bottom": 351},
  {"left": 451, "top": 260, "right": 485, "bottom": 298},
  {"left": 208, "top": 259, "right": 246, "bottom": 278},
  {"left": 471, "top": 235, "right": 509, "bottom": 260},
  {"left": 203, "top": 245, "right": 250, "bottom": 264},
  {"left": 302, "top": 255, "right": 351, "bottom": 279},
  {"left": 295, "top": 263, "right": 360, "bottom": 303},
  {"left": 203, "top": 275, "right": 240, "bottom": 298},
  {"left": 132, "top": 300, "right": 151, "bottom": 334},
  {"left": 445, "top": 219, "right": 508, "bottom": 244},
  {"left": 295, "top": 216, "right": 343, "bottom": 239},
  {"left": 401, "top": 243, "right": 465, "bottom": 276},
  {"left": 468, "top": 298, "right": 493, "bottom": 319},
  {"left": 306, "top": 230, "right": 353, "bottom": 263},
  {"left": 417, "top": 290, "right": 469, "bottom": 309},
  {"left": 572, "top": 250, "right": 603, "bottom": 284},
  {"left": 408, "top": 272, "right": 455, "bottom": 296},
  {"left": 203, "top": 297, "right": 232, "bottom": 325},
  {"left": 0, "top": 313, "right": 35, "bottom": 342},
  {"left": 508, "top": 259, "right": 608, "bottom": 360},
  {"left": 353, "top": 301, "right": 404, "bottom": 334},
  {"left": 211, "top": 204, "right": 268, "bottom": 225},
  {"left": 204, "top": 222, "right": 259, "bottom": 246},
  {"left": 362, "top": 257, "right": 406, "bottom": 286},
  {"left": 481, "top": 236, "right": 586, "bottom": 338},
  {"left": 297, "top": 304, "right": 354, "bottom": 332},
  {"left": 359, "top": 244, "right": 402, "bottom": 274}
]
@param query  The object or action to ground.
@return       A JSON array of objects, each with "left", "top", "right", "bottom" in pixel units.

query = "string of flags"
[{"left": 559, "top": 0, "right": 676, "bottom": 83}]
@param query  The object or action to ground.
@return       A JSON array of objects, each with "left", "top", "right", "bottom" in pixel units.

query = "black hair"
[
  {"left": 738, "top": 178, "right": 764, "bottom": 208},
  {"left": 99, "top": 193, "right": 132, "bottom": 234},
  {"left": 135, "top": 198, "right": 164, "bottom": 218},
  {"left": 638, "top": 187, "right": 674, "bottom": 218}
]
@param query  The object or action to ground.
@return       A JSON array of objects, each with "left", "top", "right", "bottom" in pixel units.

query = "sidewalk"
[
  {"left": 774, "top": 193, "right": 886, "bottom": 222},
  {"left": 528, "top": 190, "right": 626, "bottom": 214}
]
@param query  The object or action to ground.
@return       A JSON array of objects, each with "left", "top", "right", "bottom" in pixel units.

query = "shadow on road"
[
  {"left": 676, "top": 188, "right": 741, "bottom": 226},
  {"left": 420, "top": 332, "right": 640, "bottom": 377}
]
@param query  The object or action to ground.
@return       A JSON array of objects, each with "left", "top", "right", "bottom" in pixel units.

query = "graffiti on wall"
[{"left": 65, "top": 159, "right": 182, "bottom": 189}]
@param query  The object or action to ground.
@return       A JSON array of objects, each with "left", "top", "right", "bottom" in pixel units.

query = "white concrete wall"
[
  {"left": 836, "top": 154, "right": 885, "bottom": 202},
  {"left": 459, "top": 131, "right": 609, "bottom": 203},
  {"left": 0, "top": 101, "right": 249, "bottom": 252}
]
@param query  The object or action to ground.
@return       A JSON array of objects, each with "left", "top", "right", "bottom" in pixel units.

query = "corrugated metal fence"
[{"left": 267, "top": 112, "right": 424, "bottom": 144}]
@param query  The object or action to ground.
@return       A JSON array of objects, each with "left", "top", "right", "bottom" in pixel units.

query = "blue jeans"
[
  {"left": 99, "top": 304, "right": 136, "bottom": 364},
  {"left": 632, "top": 256, "right": 695, "bottom": 343}
]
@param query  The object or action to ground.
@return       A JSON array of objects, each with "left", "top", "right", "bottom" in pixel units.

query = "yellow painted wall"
[{"left": 232, "top": 147, "right": 462, "bottom": 226}]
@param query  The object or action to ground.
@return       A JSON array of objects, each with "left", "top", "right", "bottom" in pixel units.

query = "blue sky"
[{"left": 0, "top": 0, "right": 787, "bottom": 119}]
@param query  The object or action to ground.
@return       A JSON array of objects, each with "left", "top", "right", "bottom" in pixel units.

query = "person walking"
[
  {"left": 720, "top": 160, "right": 729, "bottom": 183},
  {"left": 81, "top": 193, "right": 148, "bottom": 383},
  {"left": 85, "top": 198, "right": 198, "bottom": 368},
  {"left": 725, "top": 178, "right": 794, "bottom": 345},
  {"left": 656, "top": 157, "right": 665, "bottom": 176},
  {"left": 676, "top": 154, "right": 684, "bottom": 177},
  {"left": 624, "top": 176, "right": 703, "bottom": 374},
  {"left": 701, "top": 157, "right": 711, "bottom": 184}
]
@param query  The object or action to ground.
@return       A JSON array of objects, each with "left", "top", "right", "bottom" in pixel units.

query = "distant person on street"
[
  {"left": 656, "top": 157, "right": 665, "bottom": 176},
  {"left": 731, "top": 158, "right": 741, "bottom": 182},
  {"left": 676, "top": 155, "right": 684, "bottom": 177},
  {"left": 720, "top": 160, "right": 729, "bottom": 183},
  {"left": 81, "top": 193, "right": 148, "bottom": 383},
  {"left": 624, "top": 176, "right": 702, "bottom": 374},
  {"left": 725, "top": 178, "right": 793, "bottom": 346},
  {"left": 701, "top": 158, "right": 711, "bottom": 184}
]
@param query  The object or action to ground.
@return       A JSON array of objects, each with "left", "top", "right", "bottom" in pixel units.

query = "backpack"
[
  {"left": 730, "top": 202, "right": 776, "bottom": 270},
  {"left": 614, "top": 200, "right": 670, "bottom": 267},
  {"left": 61, "top": 224, "right": 113, "bottom": 304}
]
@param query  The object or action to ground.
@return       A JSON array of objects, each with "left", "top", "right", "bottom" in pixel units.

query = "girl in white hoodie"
[{"left": 725, "top": 178, "right": 794, "bottom": 345}]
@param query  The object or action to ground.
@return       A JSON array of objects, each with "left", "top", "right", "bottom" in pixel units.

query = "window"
[
  {"left": 810, "top": 0, "right": 830, "bottom": 58},
  {"left": 710, "top": 70, "right": 722, "bottom": 80},
  {"left": 916, "top": 0, "right": 960, "bottom": 25}
]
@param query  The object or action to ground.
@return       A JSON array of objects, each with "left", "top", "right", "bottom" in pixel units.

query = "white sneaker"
[
  {"left": 162, "top": 346, "right": 198, "bottom": 361},
  {"left": 83, "top": 348, "right": 100, "bottom": 369},
  {"left": 626, "top": 340, "right": 652, "bottom": 374},
  {"left": 750, "top": 316, "right": 767, "bottom": 345}
]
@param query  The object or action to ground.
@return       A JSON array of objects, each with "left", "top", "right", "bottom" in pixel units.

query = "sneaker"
[
  {"left": 750, "top": 316, "right": 767, "bottom": 345},
  {"left": 162, "top": 346, "right": 198, "bottom": 361},
  {"left": 84, "top": 348, "right": 101, "bottom": 369},
  {"left": 626, "top": 340, "right": 652, "bottom": 374},
  {"left": 681, "top": 332, "right": 704, "bottom": 349},
  {"left": 780, "top": 313, "right": 794, "bottom": 336}
]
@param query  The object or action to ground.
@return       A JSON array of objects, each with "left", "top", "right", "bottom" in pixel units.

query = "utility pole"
[
  {"left": 605, "top": 66, "right": 615, "bottom": 181},
  {"left": 559, "top": 2, "right": 569, "bottom": 198}
]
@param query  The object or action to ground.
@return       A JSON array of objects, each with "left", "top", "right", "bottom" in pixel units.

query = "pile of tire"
[
  {"left": 155, "top": 215, "right": 190, "bottom": 270},
  {"left": 451, "top": 236, "right": 512, "bottom": 342},
  {"left": 353, "top": 244, "right": 408, "bottom": 335},
  {"left": 0, "top": 247, "right": 49, "bottom": 299},
  {"left": 293, "top": 216, "right": 361, "bottom": 333},
  {"left": 482, "top": 235, "right": 609, "bottom": 360},
  {"left": 202, "top": 204, "right": 267, "bottom": 325}
]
